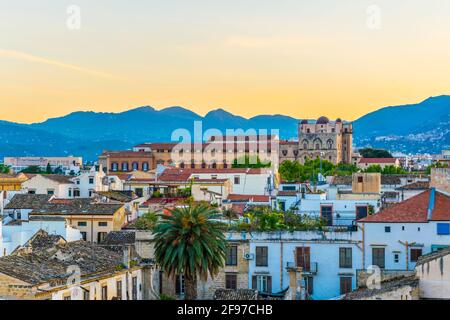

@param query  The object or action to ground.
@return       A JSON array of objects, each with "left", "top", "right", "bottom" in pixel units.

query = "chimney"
[{"left": 427, "top": 188, "right": 436, "bottom": 221}]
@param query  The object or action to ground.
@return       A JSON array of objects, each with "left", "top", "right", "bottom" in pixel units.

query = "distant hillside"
[
  {"left": 354, "top": 95, "right": 450, "bottom": 154},
  {"left": 0, "top": 96, "right": 448, "bottom": 161}
]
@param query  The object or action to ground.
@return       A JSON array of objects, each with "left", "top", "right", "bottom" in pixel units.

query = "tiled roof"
[
  {"left": 101, "top": 150, "right": 153, "bottom": 158},
  {"left": 96, "top": 190, "right": 135, "bottom": 202},
  {"left": 359, "top": 189, "right": 450, "bottom": 223},
  {"left": 11, "top": 229, "right": 66, "bottom": 255},
  {"left": 30, "top": 199, "right": 124, "bottom": 216},
  {"left": 396, "top": 181, "right": 430, "bottom": 190},
  {"left": 416, "top": 247, "right": 450, "bottom": 266},
  {"left": 101, "top": 231, "right": 136, "bottom": 245},
  {"left": 5, "top": 194, "right": 52, "bottom": 209},
  {"left": 359, "top": 158, "right": 397, "bottom": 164},
  {"left": 0, "top": 237, "right": 125, "bottom": 285},
  {"left": 279, "top": 140, "right": 298, "bottom": 146},
  {"left": 227, "top": 194, "right": 270, "bottom": 202},
  {"left": 40, "top": 174, "right": 74, "bottom": 184},
  {"left": 277, "top": 190, "right": 298, "bottom": 197}
]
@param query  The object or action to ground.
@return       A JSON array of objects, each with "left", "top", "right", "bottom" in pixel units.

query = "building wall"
[
  {"left": 416, "top": 253, "right": 450, "bottom": 299},
  {"left": 361, "top": 221, "right": 450, "bottom": 271},
  {"left": 0, "top": 272, "right": 35, "bottom": 299},
  {"left": 22, "top": 175, "right": 72, "bottom": 197},
  {"left": 246, "top": 231, "right": 362, "bottom": 300},
  {"left": 431, "top": 168, "right": 450, "bottom": 194},
  {"left": 352, "top": 173, "right": 381, "bottom": 194}
]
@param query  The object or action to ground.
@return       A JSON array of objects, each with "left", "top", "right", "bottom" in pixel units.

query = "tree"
[
  {"left": 334, "top": 163, "right": 359, "bottom": 176},
  {"left": 359, "top": 148, "right": 392, "bottom": 158},
  {"left": 20, "top": 166, "right": 42, "bottom": 173},
  {"left": 279, "top": 158, "right": 336, "bottom": 183},
  {"left": 46, "top": 163, "right": 52, "bottom": 174},
  {"left": 152, "top": 204, "right": 227, "bottom": 300},
  {"left": 426, "top": 162, "right": 449, "bottom": 174},
  {"left": 279, "top": 160, "right": 303, "bottom": 182},
  {"left": 364, "top": 164, "right": 382, "bottom": 173},
  {"left": 222, "top": 208, "right": 239, "bottom": 225},
  {"left": 135, "top": 211, "right": 158, "bottom": 230},
  {"left": 232, "top": 155, "right": 271, "bottom": 168},
  {"left": 0, "top": 164, "right": 10, "bottom": 174}
]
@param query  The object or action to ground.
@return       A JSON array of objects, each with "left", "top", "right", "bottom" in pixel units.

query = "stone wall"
[
  {"left": 431, "top": 168, "right": 450, "bottom": 194},
  {"left": 0, "top": 272, "right": 35, "bottom": 299}
]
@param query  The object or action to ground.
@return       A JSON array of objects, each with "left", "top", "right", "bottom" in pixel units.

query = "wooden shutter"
[
  {"left": 296, "top": 247, "right": 310, "bottom": 271},
  {"left": 252, "top": 276, "right": 257, "bottom": 290}
]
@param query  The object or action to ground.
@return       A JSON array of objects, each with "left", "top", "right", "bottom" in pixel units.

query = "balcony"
[{"left": 286, "top": 261, "right": 318, "bottom": 275}]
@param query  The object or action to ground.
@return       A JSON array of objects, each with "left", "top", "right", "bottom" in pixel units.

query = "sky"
[{"left": 1, "top": 0, "right": 450, "bottom": 123}]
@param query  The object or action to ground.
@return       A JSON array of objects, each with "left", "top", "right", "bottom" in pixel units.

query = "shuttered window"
[
  {"left": 255, "top": 247, "right": 268, "bottom": 267},
  {"left": 252, "top": 275, "right": 272, "bottom": 293},
  {"left": 372, "top": 248, "right": 385, "bottom": 269},
  {"left": 225, "top": 274, "right": 237, "bottom": 290},
  {"left": 226, "top": 245, "right": 238, "bottom": 266},
  {"left": 340, "top": 277, "right": 352, "bottom": 295},
  {"left": 410, "top": 248, "right": 422, "bottom": 262},
  {"left": 339, "top": 248, "right": 352, "bottom": 268}
]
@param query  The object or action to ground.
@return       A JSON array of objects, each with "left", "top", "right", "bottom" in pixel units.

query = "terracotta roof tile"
[
  {"left": 359, "top": 158, "right": 397, "bottom": 164},
  {"left": 359, "top": 189, "right": 450, "bottom": 223}
]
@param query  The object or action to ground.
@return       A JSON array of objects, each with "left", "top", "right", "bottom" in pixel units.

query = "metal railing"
[{"left": 286, "top": 261, "right": 318, "bottom": 274}]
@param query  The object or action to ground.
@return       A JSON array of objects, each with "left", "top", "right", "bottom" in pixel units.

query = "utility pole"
[{"left": 399, "top": 240, "right": 416, "bottom": 271}]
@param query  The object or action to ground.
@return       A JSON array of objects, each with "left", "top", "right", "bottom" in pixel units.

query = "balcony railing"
[{"left": 286, "top": 261, "right": 318, "bottom": 275}]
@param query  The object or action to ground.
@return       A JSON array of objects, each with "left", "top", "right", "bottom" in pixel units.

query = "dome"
[
  {"left": 336, "top": 118, "right": 342, "bottom": 123},
  {"left": 316, "top": 116, "right": 329, "bottom": 124},
  {"left": 300, "top": 119, "right": 308, "bottom": 124}
]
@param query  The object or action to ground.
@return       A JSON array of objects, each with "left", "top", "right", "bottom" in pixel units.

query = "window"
[
  {"left": 28, "top": 190, "right": 36, "bottom": 194},
  {"left": 234, "top": 176, "right": 240, "bottom": 185},
  {"left": 98, "top": 221, "right": 108, "bottom": 227},
  {"left": 116, "top": 280, "right": 122, "bottom": 300},
  {"left": 320, "top": 206, "right": 333, "bottom": 226},
  {"left": 111, "top": 162, "right": 118, "bottom": 172},
  {"left": 372, "top": 248, "right": 385, "bottom": 269},
  {"left": 142, "top": 162, "right": 149, "bottom": 171},
  {"left": 339, "top": 248, "right": 352, "bottom": 268},
  {"left": 394, "top": 253, "right": 399, "bottom": 263},
  {"left": 357, "top": 176, "right": 363, "bottom": 183},
  {"left": 385, "top": 226, "right": 391, "bottom": 233},
  {"left": 437, "top": 223, "right": 450, "bottom": 235},
  {"left": 226, "top": 245, "right": 238, "bottom": 266},
  {"left": 97, "top": 232, "right": 107, "bottom": 243},
  {"left": 101, "top": 286, "right": 108, "bottom": 300},
  {"left": 225, "top": 274, "right": 237, "bottom": 290},
  {"left": 132, "top": 162, "right": 139, "bottom": 171},
  {"left": 47, "top": 189, "right": 54, "bottom": 195},
  {"left": 132, "top": 277, "right": 138, "bottom": 300},
  {"left": 255, "top": 246, "right": 268, "bottom": 267},
  {"left": 63, "top": 295, "right": 71, "bottom": 301},
  {"left": 80, "top": 232, "right": 87, "bottom": 241},
  {"left": 68, "top": 189, "right": 72, "bottom": 197},
  {"left": 78, "top": 221, "right": 87, "bottom": 227},
  {"left": 73, "top": 189, "right": 80, "bottom": 197},
  {"left": 252, "top": 275, "right": 272, "bottom": 293},
  {"left": 410, "top": 248, "right": 423, "bottom": 262},
  {"left": 356, "top": 206, "right": 368, "bottom": 220},
  {"left": 88, "top": 190, "right": 93, "bottom": 197},
  {"left": 83, "top": 290, "right": 90, "bottom": 300},
  {"left": 135, "top": 188, "right": 143, "bottom": 198},
  {"left": 340, "top": 277, "right": 352, "bottom": 295},
  {"left": 122, "top": 162, "right": 129, "bottom": 172},
  {"left": 211, "top": 175, "right": 218, "bottom": 180},
  {"left": 296, "top": 247, "right": 311, "bottom": 271}
]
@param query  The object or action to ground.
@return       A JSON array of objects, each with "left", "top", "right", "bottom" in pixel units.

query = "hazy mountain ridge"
[{"left": 0, "top": 96, "right": 448, "bottom": 161}]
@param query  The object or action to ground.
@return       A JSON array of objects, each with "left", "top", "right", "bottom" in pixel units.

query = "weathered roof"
[
  {"left": 5, "top": 194, "right": 52, "bottom": 209},
  {"left": 96, "top": 190, "right": 134, "bottom": 202},
  {"left": 396, "top": 181, "right": 430, "bottom": 190},
  {"left": 101, "top": 231, "right": 136, "bottom": 246},
  {"left": 277, "top": 190, "right": 298, "bottom": 197},
  {"left": 0, "top": 237, "right": 125, "bottom": 285},
  {"left": 416, "top": 247, "right": 450, "bottom": 266},
  {"left": 11, "top": 229, "right": 67, "bottom": 255},
  {"left": 227, "top": 194, "right": 270, "bottom": 203},
  {"left": 29, "top": 199, "right": 124, "bottom": 216},
  {"left": 359, "top": 189, "right": 450, "bottom": 223},
  {"left": 341, "top": 275, "right": 418, "bottom": 300}
]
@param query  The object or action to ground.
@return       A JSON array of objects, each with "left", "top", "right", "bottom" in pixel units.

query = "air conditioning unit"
[{"left": 244, "top": 253, "right": 254, "bottom": 260}]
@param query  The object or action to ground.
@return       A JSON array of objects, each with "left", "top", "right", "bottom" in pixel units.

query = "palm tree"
[{"left": 152, "top": 204, "right": 227, "bottom": 300}]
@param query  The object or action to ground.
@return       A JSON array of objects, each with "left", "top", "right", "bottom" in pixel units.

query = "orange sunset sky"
[{"left": 1, "top": 0, "right": 450, "bottom": 123}]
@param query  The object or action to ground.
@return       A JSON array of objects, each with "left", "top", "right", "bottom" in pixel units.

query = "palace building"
[{"left": 279, "top": 116, "right": 353, "bottom": 165}]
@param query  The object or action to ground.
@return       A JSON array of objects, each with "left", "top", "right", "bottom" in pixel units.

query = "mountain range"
[{"left": 1, "top": 96, "right": 449, "bottom": 161}]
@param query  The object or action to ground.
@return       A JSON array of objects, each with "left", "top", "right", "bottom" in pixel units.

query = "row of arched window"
[
  {"left": 110, "top": 162, "right": 149, "bottom": 172},
  {"left": 301, "top": 139, "right": 334, "bottom": 150}
]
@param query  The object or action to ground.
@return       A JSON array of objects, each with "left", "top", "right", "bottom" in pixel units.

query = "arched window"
[
  {"left": 223, "top": 161, "right": 228, "bottom": 169},
  {"left": 201, "top": 162, "right": 206, "bottom": 169},
  {"left": 122, "top": 162, "right": 129, "bottom": 172},
  {"left": 327, "top": 139, "right": 333, "bottom": 150},
  {"left": 282, "top": 150, "right": 288, "bottom": 156},
  {"left": 180, "top": 162, "right": 185, "bottom": 169},
  {"left": 212, "top": 162, "right": 217, "bottom": 169},
  {"left": 111, "top": 162, "right": 118, "bottom": 172},
  {"left": 132, "top": 162, "right": 139, "bottom": 171},
  {"left": 316, "top": 144, "right": 320, "bottom": 150},
  {"left": 142, "top": 162, "right": 149, "bottom": 171}
]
